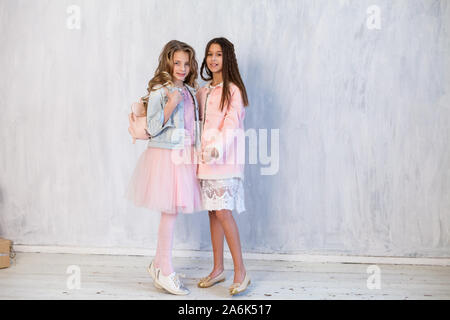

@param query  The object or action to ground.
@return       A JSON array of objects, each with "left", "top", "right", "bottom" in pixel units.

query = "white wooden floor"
[{"left": 0, "top": 252, "right": 449, "bottom": 300}]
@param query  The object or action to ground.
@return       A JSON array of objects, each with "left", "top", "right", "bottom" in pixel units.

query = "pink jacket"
[{"left": 196, "top": 81, "right": 246, "bottom": 180}]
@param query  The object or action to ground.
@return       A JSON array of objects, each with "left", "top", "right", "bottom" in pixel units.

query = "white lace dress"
[{"left": 200, "top": 178, "right": 246, "bottom": 214}]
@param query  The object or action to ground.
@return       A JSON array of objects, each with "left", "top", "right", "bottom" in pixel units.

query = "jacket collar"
[
  {"left": 157, "top": 82, "right": 197, "bottom": 95},
  {"left": 184, "top": 83, "right": 196, "bottom": 93},
  {"left": 207, "top": 80, "right": 223, "bottom": 89}
]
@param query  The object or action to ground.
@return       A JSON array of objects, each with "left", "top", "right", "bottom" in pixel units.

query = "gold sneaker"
[{"left": 197, "top": 270, "right": 226, "bottom": 288}]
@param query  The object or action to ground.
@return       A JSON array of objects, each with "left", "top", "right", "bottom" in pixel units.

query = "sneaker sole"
[
  {"left": 156, "top": 279, "right": 190, "bottom": 295},
  {"left": 154, "top": 275, "right": 190, "bottom": 295}
]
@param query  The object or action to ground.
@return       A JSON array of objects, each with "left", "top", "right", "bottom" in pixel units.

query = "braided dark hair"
[{"left": 200, "top": 37, "right": 249, "bottom": 112}]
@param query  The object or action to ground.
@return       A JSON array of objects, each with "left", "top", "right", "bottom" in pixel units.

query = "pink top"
[
  {"left": 183, "top": 86, "right": 195, "bottom": 146},
  {"left": 196, "top": 82, "right": 246, "bottom": 180}
]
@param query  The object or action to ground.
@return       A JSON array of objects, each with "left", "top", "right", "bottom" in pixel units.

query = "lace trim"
[{"left": 200, "top": 178, "right": 245, "bottom": 213}]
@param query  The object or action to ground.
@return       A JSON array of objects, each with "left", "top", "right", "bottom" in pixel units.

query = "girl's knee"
[
  {"left": 215, "top": 209, "right": 232, "bottom": 221},
  {"left": 161, "top": 211, "right": 178, "bottom": 219}
]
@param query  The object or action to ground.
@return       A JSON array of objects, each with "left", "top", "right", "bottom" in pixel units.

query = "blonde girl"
[{"left": 125, "top": 40, "right": 202, "bottom": 295}]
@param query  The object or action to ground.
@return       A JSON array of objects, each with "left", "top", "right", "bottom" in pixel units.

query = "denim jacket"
[{"left": 146, "top": 83, "right": 201, "bottom": 151}]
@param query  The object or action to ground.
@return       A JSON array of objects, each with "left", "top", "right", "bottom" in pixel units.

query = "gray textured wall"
[{"left": 1, "top": 0, "right": 449, "bottom": 258}]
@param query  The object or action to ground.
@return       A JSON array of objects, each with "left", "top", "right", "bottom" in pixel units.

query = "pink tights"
[{"left": 153, "top": 212, "right": 178, "bottom": 276}]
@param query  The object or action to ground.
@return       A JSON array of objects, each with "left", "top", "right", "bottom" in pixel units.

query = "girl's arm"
[
  {"left": 146, "top": 88, "right": 180, "bottom": 137},
  {"left": 163, "top": 88, "right": 182, "bottom": 125}
]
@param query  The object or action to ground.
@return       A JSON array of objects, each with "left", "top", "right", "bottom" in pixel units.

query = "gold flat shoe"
[
  {"left": 229, "top": 273, "right": 251, "bottom": 295},
  {"left": 197, "top": 270, "right": 226, "bottom": 288}
]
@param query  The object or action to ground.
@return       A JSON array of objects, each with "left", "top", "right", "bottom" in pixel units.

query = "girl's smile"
[
  {"left": 172, "top": 50, "right": 190, "bottom": 84},
  {"left": 206, "top": 43, "right": 223, "bottom": 73}
]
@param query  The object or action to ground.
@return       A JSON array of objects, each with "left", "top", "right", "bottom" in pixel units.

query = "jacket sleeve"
[
  {"left": 209, "top": 86, "right": 245, "bottom": 162},
  {"left": 146, "top": 87, "right": 175, "bottom": 137}
]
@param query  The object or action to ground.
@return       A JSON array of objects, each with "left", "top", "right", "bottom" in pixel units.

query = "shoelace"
[{"left": 169, "top": 273, "right": 186, "bottom": 289}]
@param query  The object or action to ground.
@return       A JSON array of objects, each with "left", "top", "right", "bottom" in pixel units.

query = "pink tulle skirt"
[{"left": 124, "top": 144, "right": 202, "bottom": 214}]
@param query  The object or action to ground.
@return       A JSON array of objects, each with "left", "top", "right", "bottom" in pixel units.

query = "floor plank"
[{"left": 0, "top": 252, "right": 449, "bottom": 300}]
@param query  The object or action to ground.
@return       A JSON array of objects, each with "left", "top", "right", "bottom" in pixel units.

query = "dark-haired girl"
[{"left": 196, "top": 37, "right": 251, "bottom": 295}]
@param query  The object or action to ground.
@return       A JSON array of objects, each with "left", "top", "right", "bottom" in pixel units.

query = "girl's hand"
[
  {"left": 201, "top": 149, "right": 211, "bottom": 163},
  {"left": 201, "top": 147, "right": 219, "bottom": 163},
  {"left": 167, "top": 89, "right": 182, "bottom": 106}
]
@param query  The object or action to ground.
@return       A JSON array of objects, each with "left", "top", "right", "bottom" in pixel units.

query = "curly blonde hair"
[{"left": 142, "top": 40, "right": 198, "bottom": 105}]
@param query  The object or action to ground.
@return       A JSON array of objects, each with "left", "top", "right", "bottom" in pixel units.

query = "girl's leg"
[
  {"left": 154, "top": 211, "right": 178, "bottom": 276},
  {"left": 208, "top": 210, "right": 225, "bottom": 277},
  {"left": 214, "top": 209, "right": 246, "bottom": 283}
]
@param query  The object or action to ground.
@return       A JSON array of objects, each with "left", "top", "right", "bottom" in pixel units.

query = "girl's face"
[
  {"left": 172, "top": 50, "right": 190, "bottom": 83},
  {"left": 206, "top": 43, "right": 223, "bottom": 74}
]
